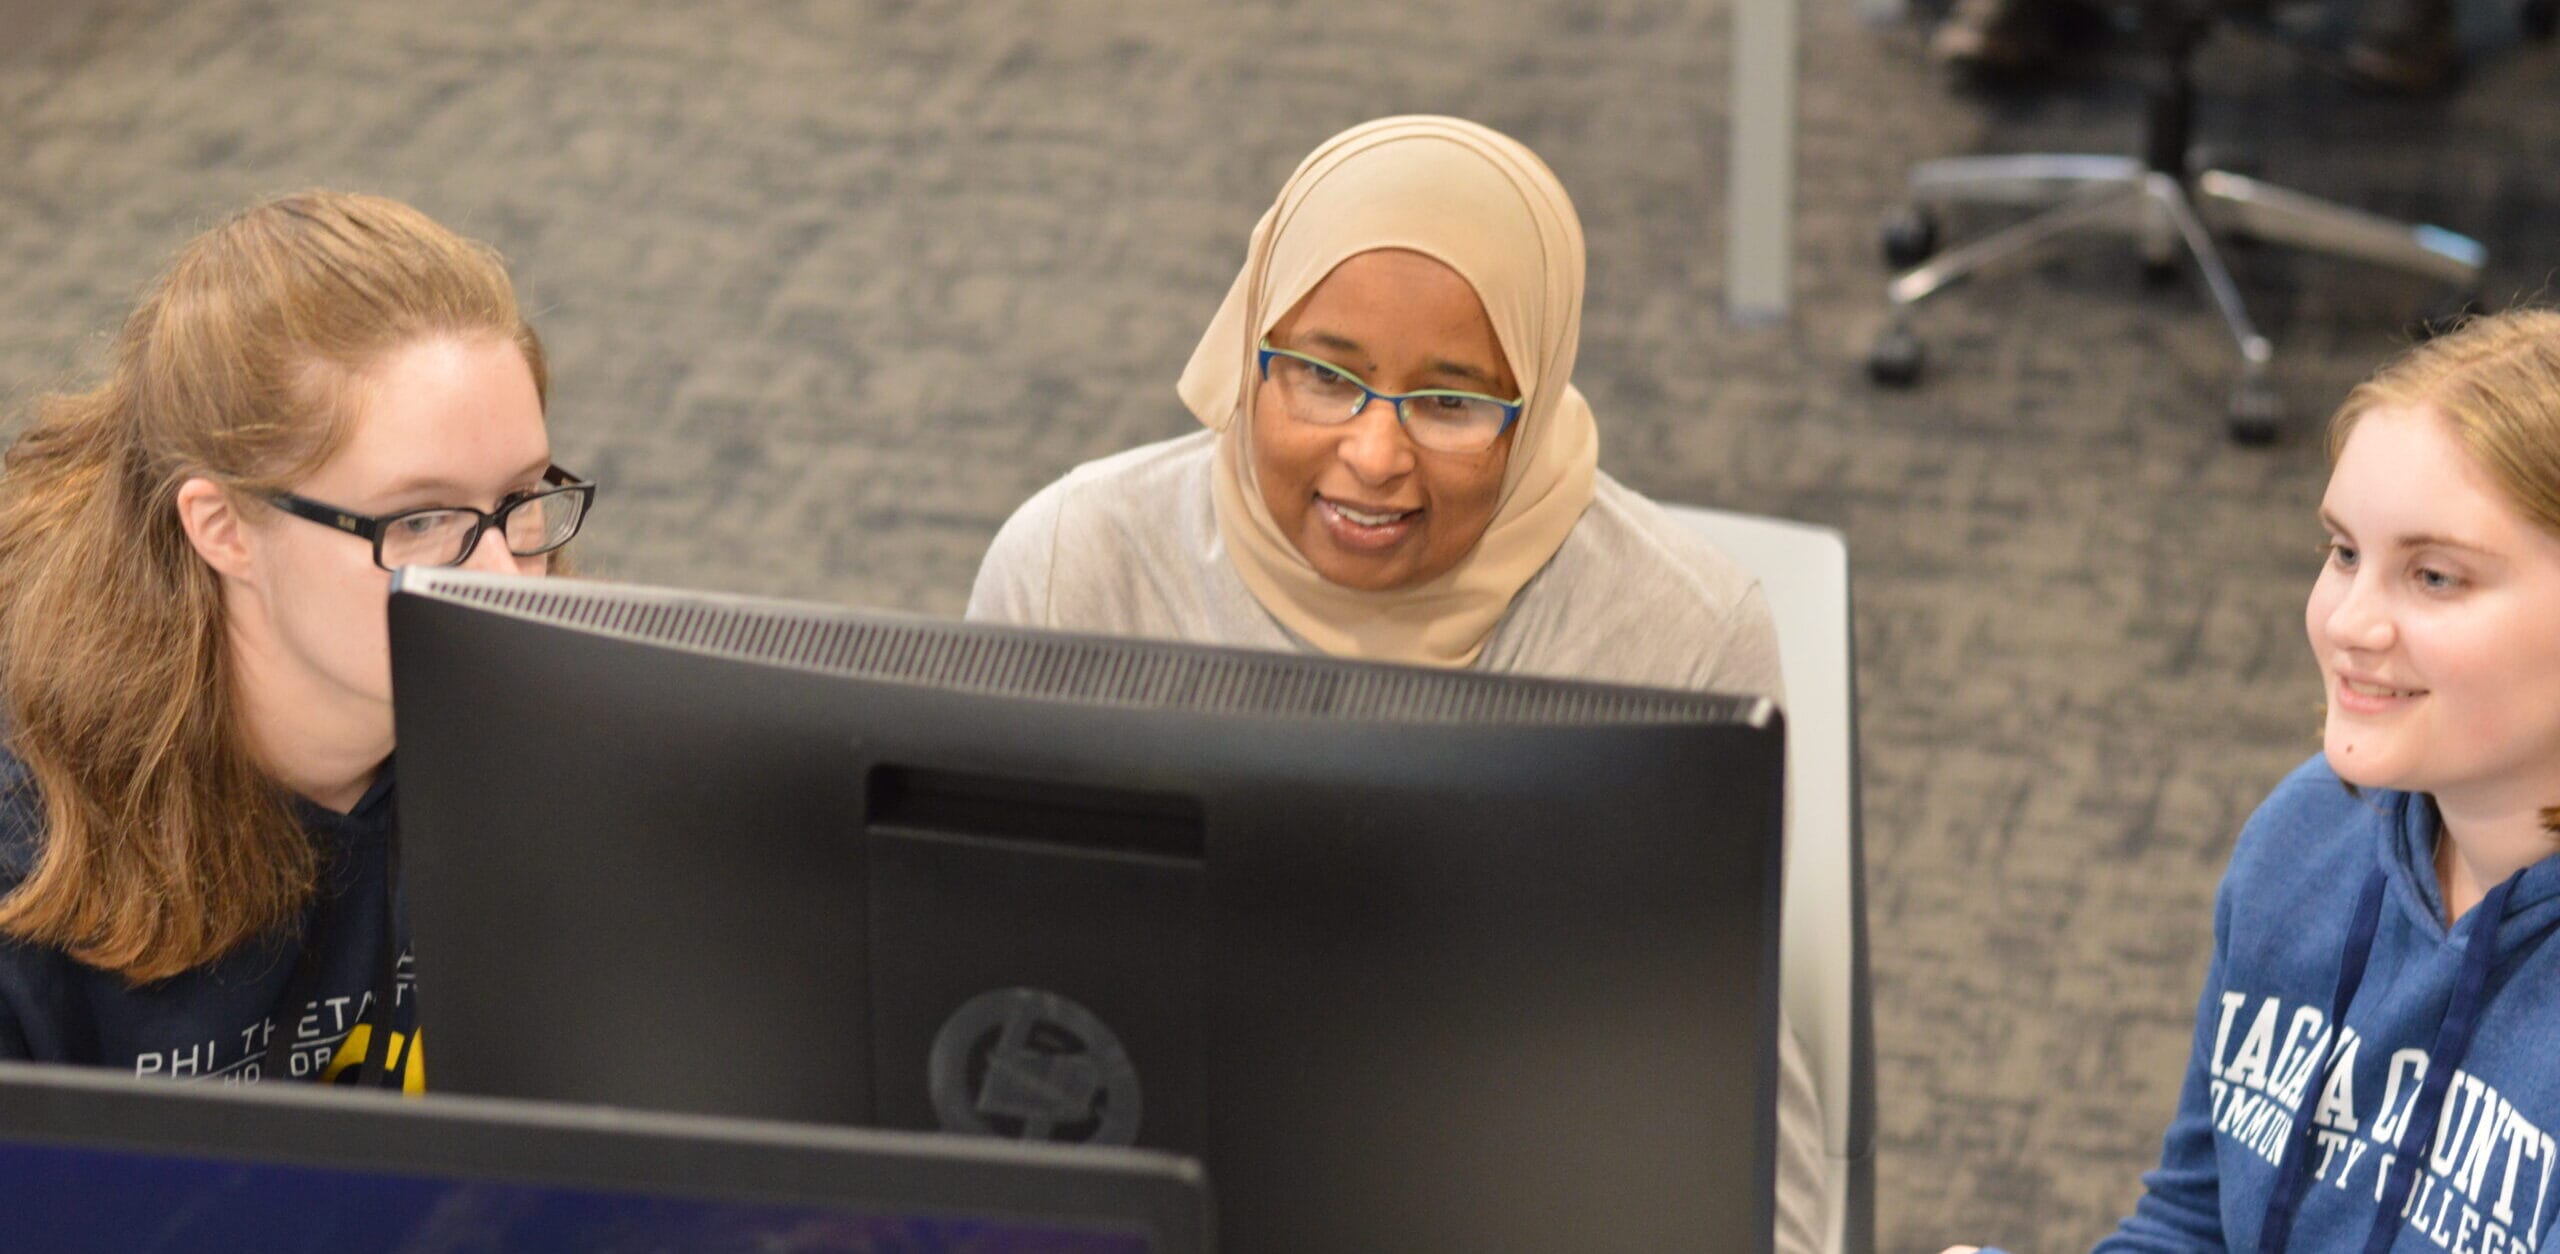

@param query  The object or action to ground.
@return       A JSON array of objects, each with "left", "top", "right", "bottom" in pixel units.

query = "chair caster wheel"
[
  {"left": 2188, "top": 145, "right": 2261, "bottom": 181},
  {"left": 1881, "top": 207, "right": 1938, "bottom": 269},
  {"left": 1867, "top": 326, "right": 1925, "bottom": 387},
  {"left": 2228, "top": 379, "right": 2282, "bottom": 446}
]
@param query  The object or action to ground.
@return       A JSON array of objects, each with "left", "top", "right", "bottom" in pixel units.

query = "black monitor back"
[{"left": 390, "top": 569, "right": 1785, "bottom": 1254}]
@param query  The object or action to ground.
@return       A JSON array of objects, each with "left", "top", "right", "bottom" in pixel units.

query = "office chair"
[
  {"left": 1864, "top": 0, "right": 2490, "bottom": 444},
  {"left": 1665, "top": 503, "right": 1876, "bottom": 1254}
]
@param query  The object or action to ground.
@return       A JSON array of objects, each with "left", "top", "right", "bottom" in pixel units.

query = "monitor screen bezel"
[{"left": 0, "top": 1060, "right": 1211, "bottom": 1252}]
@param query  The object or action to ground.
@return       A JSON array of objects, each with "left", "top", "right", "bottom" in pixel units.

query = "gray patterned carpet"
[{"left": 4, "top": 2, "right": 2556, "bottom": 1249}]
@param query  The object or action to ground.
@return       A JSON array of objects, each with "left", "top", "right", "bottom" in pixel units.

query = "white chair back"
[{"left": 1663, "top": 503, "right": 1873, "bottom": 1254}]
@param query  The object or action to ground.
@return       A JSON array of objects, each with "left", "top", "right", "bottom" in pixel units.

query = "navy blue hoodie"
[
  {"left": 0, "top": 747, "right": 416, "bottom": 1089},
  {"left": 1991, "top": 754, "right": 2560, "bottom": 1253}
]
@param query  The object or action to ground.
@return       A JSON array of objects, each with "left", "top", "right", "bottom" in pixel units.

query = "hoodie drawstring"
[
  {"left": 2258, "top": 865, "right": 2520, "bottom": 1254},
  {"left": 2258, "top": 868, "right": 2387, "bottom": 1254},
  {"left": 2358, "top": 871, "right": 2516, "bottom": 1253}
]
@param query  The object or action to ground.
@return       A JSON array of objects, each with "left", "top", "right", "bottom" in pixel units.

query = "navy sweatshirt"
[
  {"left": 0, "top": 747, "right": 417, "bottom": 1089},
  {"left": 1990, "top": 754, "right": 2560, "bottom": 1254}
]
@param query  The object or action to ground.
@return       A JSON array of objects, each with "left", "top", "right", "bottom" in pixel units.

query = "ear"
[{"left": 175, "top": 476, "right": 259, "bottom": 584}]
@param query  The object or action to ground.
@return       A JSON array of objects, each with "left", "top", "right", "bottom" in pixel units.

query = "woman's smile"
[
  {"left": 2330, "top": 670, "right": 2427, "bottom": 716},
  {"left": 1315, "top": 493, "right": 1422, "bottom": 550}
]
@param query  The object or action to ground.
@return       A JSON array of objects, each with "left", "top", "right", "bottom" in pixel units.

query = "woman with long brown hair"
[{"left": 0, "top": 191, "right": 594, "bottom": 1090}]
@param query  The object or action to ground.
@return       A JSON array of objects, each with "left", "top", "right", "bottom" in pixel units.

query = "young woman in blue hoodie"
[
  {"left": 0, "top": 192, "right": 593, "bottom": 1090},
  {"left": 1947, "top": 307, "right": 2560, "bottom": 1254}
]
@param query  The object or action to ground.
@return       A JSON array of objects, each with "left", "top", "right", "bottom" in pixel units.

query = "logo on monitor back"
[{"left": 928, "top": 987, "right": 1142, "bottom": 1146}]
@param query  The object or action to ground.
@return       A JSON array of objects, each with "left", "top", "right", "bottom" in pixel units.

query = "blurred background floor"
[{"left": 3, "top": 2, "right": 2555, "bottom": 1249}]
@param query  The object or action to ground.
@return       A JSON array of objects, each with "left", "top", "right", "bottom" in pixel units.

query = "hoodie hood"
[{"left": 2370, "top": 785, "right": 2560, "bottom": 961}]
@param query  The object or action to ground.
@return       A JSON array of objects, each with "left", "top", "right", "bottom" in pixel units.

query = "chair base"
[{"left": 1870, "top": 154, "right": 2487, "bottom": 443}]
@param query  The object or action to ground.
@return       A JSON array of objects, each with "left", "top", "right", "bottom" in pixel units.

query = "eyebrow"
[
  {"left": 1287, "top": 332, "right": 1509, "bottom": 394},
  {"left": 2318, "top": 510, "right": 2498, "bottom": 557},
  {"left": 374, "top": 457, "right": 555, "bottom": 502},
  {"left": 1426, "top": 357, "right": 1505, "bottom": 392},
  {"left": 1292, "top": 331, "right": 1367, "bottom": 362}
]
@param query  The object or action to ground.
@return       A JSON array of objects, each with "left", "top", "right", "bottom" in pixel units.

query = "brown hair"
[
  {"left": 0, "top": 191, "right": 546, "bottom": 981},
  {"left": 2326, "top": 307, "right": 2560, "bottom": 831}
]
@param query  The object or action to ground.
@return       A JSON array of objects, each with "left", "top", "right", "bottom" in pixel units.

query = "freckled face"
[
  {"left": 1250, "top": 248, "right": 1520, "bottom": 592},
  {"left": 2306, "top": 404, "right": 2560, "bottom": 813}
]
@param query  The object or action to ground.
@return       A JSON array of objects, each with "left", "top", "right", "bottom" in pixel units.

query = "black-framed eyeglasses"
[
  {"left": 267, "top": 464, "right": 596, "bottom": 572},
  {"left": 1256, "top": 339, "right": 1524, "bottom": 455}
]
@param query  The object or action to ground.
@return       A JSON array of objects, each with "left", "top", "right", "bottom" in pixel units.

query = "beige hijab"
[{"left": 1176, "top": 115, "right": 1600, "bottom": 669}]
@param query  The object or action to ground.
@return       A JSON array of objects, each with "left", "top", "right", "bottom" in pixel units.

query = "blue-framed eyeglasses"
[{"left": 1256, "top": 340, "right": 1524, "bottom": 454}]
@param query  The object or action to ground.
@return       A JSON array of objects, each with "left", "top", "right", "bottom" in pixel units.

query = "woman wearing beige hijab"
[{"left": 969, "top": 114, "right": 1825, "bottom": 1253}]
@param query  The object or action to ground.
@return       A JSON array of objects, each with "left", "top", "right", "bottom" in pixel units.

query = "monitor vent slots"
[{"left": 416, "top": 573, "right": 1766, "bottom": 728}]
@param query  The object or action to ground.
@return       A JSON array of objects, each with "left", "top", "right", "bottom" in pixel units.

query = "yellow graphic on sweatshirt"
[{"left": 320, "top": 1023, "right": 427, "bottom": 1094}]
